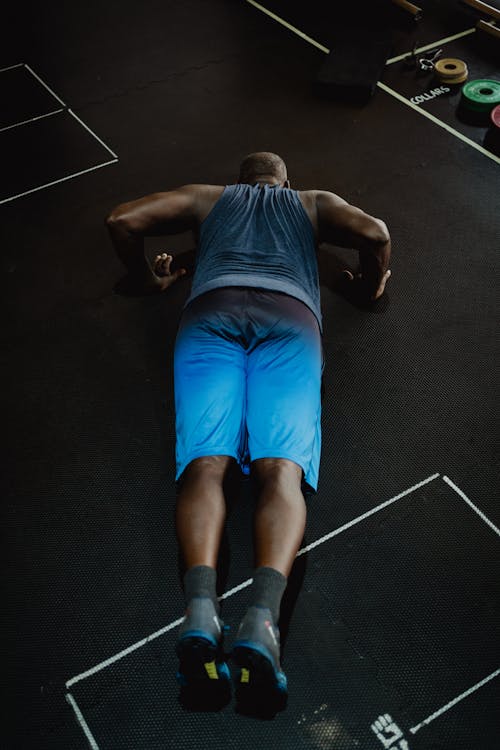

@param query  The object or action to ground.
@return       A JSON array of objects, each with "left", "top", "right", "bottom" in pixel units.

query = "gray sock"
[
  {"left": 249, "top": 566, "right": 287, "bottom": 623},
  {"left": 183, "top": 565, "right": 219, "bottom": 613}
]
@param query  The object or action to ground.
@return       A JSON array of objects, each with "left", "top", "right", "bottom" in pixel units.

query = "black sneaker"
[
  {"left": 176, "top": 597, "right": 231, "bottom": 707},
  {"left": 231, "top": 606, "right": 288, "bottom": 713}
]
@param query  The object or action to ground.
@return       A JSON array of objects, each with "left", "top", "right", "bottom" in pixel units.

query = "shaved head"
[{"left": 238, "top": 151, "right": 288, "bottom": 185}]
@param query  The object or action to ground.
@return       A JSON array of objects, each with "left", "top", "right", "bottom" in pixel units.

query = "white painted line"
[
  {"left": 219, "top": 577, "right": 253, "bottom": 600},
  {"left": 297, "top": 473, "right": 440, "bottom": 555},
  {"left": 65, "top": 473, "right": 439, "bottom": 688},
  {"left": 0, "top": 62, "right": 25, "bottom": 74},
  {"left": 66, "top": 579, "right": 251, "bottom": 687},
  {"left": 245, "top": 4, "right": 476, "bottom": 65},
  {"left": 0, "top": 159, "right": 118, "bottom": 206},
  {"left": 245, "top": 0, "right": 330, "bottom": 53},
  {"left": 0, "top": 65, "right": 117, "bottom": 161},
  {"left": 1, "top": 65, "right": 117, "bottom": 159},
  {"left": 409, "top": 668, "right": 500, "bottom": 734},
  {"left": 66, "top": 693, "right": 101, "bottom": 750},
  {"left": 244, "top": 2, "right": 499, "bottom": 164},
  {"left": 377, "top": 81, "right": 500, "bottom": 165},
  {"left": 68, "top": 109, "right": 118, "bottom": 159},
  {"left": 24, "top": 63, "right": 67, "bottom": 106},
  {"left": 386, "top": 29, "right": 476, "bottom": 65},
  {"left": 442, "top": 475, "right": 500, "bottom": 536},
  {"left": 0, "top": 108, "right": 65, "bottom": 133},
  {"left": 66, "top": 615, "right": 184, "bottom": 689}
]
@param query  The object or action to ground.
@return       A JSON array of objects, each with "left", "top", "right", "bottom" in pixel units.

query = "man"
[{"left": 106, "top": 152, "right": 391, "bottom": 708}]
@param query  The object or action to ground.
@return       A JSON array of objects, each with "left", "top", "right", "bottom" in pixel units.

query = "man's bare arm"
[
  {"left": 106, "top": 186, "right": 199, "bottom": 292},
  {"left": 315, "top": 191, "right": 391, "bottom": 301}
]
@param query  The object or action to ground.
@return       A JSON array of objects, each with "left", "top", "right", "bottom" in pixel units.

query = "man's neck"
[
  {"left": 247, "top": 175, "right": 282, "bottom": 187},
  {"left": 251, "top": 181, "right": 280, "bottom": 188}
]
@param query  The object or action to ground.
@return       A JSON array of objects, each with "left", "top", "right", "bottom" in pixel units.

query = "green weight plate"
[{"left": 461, "top": 79, "right": 500, "bottom": 112}]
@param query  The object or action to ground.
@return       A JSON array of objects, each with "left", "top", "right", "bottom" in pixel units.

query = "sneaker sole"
[
  {"left": 176, "top": 635, "right": 230, "bottom": 687},
  {"left": 232, "top": 642, "right": 288, "bottom": 713}
]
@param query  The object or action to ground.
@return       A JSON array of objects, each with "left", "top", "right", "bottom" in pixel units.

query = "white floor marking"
[
  {"left": 244, "top": 1, "right": 500, "bottom": 165},
  {"left": 409, "top": 668, "right": 500, "bottom": 734},
  {"left": 0, "top": 108, "right": 65, "bottom": 133},
  {"left": 297, "top": 473, "right": 440, "bottom": 556},
  {"left": 65, "top": 465, "right": 498, "bottom": 750},
  {"left": 377, "top": 81, "right": 500, "bottom": 165},
  {"left": 245, "top": 0, "right": 329, "bottom": 53},
  {"left": 386, "top": 29, "right": 476, "bottom": 65},
  {"left": 66, "top": 615, "right": 184, "bottom": 689},
  {"left": 0, "top": 159, "right": 118, "bottom": 206},
  {"left": 24, "top": 63, "right": 67, "bottom": 106},
  {"left": 442, "top": 475, "right": 500, "bottom": 536},
  {"left": 68, "top": 108, "right": 118, "bottom": 159},
  {"left": 0, "top": 62, "right": 25, "bottom": 74},
  {"left": 372, "top": 714, "right": 409, "bottom": 748},
  {"left": 65, "top": 473, "right": 439, "bottom": 689},
  {"left": 0, "top": 64, "right": 119, "bottom": 203},
  {"left": 219, "top": 577, "right": 253, "bottom": 600},
  {"left": 65, "top": 693, "right": 101, "bottom": 750}
]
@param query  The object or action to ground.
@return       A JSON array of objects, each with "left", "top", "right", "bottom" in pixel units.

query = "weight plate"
[
  {"left": 491, "top": 104, "right": 500, "bottom": 129},
  {"left": 436, "top": 70, "right": 468, "bottom": 84},
  {"left": 435, "top": 58, "right": 467, "bottom": 77},
  {"left": 461, "top": 79, "right": 500, "bottom": 112}
]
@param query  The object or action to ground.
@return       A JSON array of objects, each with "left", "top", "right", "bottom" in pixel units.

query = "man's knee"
[
  {"left": 252, "top": 457, "right": 303, "bottom": 489},
  {"left": 183, "top": 455, "right": 235, "bottom": 483}
]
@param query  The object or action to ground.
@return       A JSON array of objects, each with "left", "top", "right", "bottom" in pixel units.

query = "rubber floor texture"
[{"left": 2, "top": 1, "right": 499, "bottom": 748}]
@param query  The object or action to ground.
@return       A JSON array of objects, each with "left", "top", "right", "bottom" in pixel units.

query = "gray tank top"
[{"left": 185, "top": 183, "right": 322, "bottom": 331}]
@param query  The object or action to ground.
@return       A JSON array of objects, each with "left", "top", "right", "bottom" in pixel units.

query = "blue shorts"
[{"left": 174, "top": 287, "right": 323, "bottom": 492}]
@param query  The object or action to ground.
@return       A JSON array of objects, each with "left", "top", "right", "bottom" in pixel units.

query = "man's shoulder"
[
  {"left": 296, "top": 190, "right": 347, "bottom": 236},
  {"left": 298, "top": 189, "right": 344, "bottom": 203},
  {"left": 297, "top": 190, "right": 320, "bottom": 233},
  {"left": 178, "top": 184, "right": 226, "bottom": 222},
  {"left": 180, "top": 183, "right": 225, "bottom": 197},
  {"left": 297, "top": 189, "right": 319, "bottom": 204}
]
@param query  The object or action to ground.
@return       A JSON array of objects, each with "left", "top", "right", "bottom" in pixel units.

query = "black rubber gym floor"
[{"left": 2, "top": 1, "right": 499, "bottom": 748}]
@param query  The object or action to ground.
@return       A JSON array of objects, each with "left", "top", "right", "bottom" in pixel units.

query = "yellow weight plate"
[
  {"left": 436, "top": 69, "right": 469, "bottom": 84},
  {"left": 435, "top": 58, "right": 467, "bottom": 78}
]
